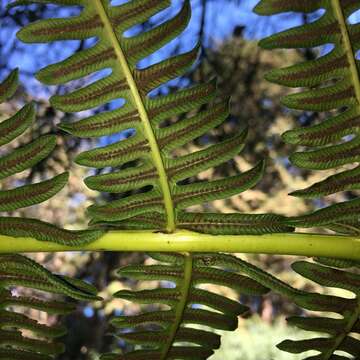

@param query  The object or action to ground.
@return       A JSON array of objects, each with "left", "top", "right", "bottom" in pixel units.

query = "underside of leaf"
[
  {"left": 14, "top": 0, "right": 282, "bottom": 236},
  {"left": 256, "top": 0, "right": 360, "bottom": 233}
]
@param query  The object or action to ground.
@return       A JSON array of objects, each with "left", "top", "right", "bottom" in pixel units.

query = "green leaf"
[
  {"left": 0, "top": 135, "right": 56, "bottom": 180},
  {"left": 14, "top": 0, "right": 279, "bottom": 235},
  {"left": 0, "top": 217, "right": 105, "bottom": 245},
  {"left": 177, "top": 212, "right": 293, "bottom": 235},
  {"left": 0, "top": 172, "right": 68, "bottom": 211},
  {"left": 285, "top": 197, "right": 360, "bottom": 229},
  {"left": 0, "top": 103, "right": 35, "bottom": 147},
  {"left": 0, "top": 69, "right": 18, "bottom": 103}
]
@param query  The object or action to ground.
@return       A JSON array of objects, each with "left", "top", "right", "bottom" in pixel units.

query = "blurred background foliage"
[{"left": 0, "top": 0, "right": 357, "bottom": 358}]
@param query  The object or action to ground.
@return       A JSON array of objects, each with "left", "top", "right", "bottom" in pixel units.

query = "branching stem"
[
  {"left": 0, "top": 231, "right": 359, "bottom": 260},
  {"left": 160, "top": 252, "right": 193, "bottom": 359}
]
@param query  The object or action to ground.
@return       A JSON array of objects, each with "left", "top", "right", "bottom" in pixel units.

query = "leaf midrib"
[
  {"left": 332, "top": 0, "right": 360, "bottom": 108},
  {"left": 94, "top": 0, "right": 175, "bottom": 232},
  {"left": 160, "top": 252, "right": 193, "bottom": 359},
  {"left": 322, "top": 297, "right": 360, "bottom": 359}
]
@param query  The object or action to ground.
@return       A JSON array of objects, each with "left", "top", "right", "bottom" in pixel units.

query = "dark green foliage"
[
  {"left": 0, "top": 69, "right": 103, "bottom": 357},
  {"left": 253, "top": 3, "right": 360, "bottom": 351},
  {"left": 0, "top": 218, "right": 104, "bottom": 246},
  {"left": 13, "top": 0, "right": 292, "bottom": 235},
  {"left": 203, "top": 253, "right": 360, "bottom": 359},
  {"left": 176, "top": 212, "right": 293, "bottom": 234},
  {"left": 7, "top": 1, "right": 360, "bottom": 359},
  {"left": 0, "top": 253, "right": 100, "bottom": 359},
  {"left": 255, "top": 0, "right": 360, "bottom": 234},
  {"left": 0, "top": 70, "right": 63, "bottom": 208},
  {"left": 0, "top": 69, "right": 104, "bottom": 244},
  {"left": 278, "top": 260, "right": 360, "bottom": 359},
  {"left": 103, "top": 253, "right": 360, "bottom": 359},
  {"left": 102, "top": 252, "right": 268, "bottom": 359}
]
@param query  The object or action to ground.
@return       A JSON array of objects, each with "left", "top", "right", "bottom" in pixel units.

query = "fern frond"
[
  {"left": 0, "top": 69, "right": 104, "bottom": 244},
  {"left": 102, "top": 252, "right": 269, "bottom": 359},
  {"left": 189, "top": 253, "right": 360, "bottom": 359},
  {"left": 0, "top": 253, "right": 100, "bottom": 359},
  {"left": 255, "top": 0, "right": 360, "bottom": 233},
  {"left": 14, "top": 0, "right": 293, "bottom": 235},
  {"left": 277, "top": 259, "right": 360, "bottom": 359}
]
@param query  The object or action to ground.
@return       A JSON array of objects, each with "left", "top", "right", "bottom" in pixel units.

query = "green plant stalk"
[
  {"left": 332, "top": 0, "right": 360, "bottom": 104},
  {"left": 0, "top": 231, "right": 359, "bottom": 260},
  {"left": 160, "top": 252, "right": 193, "bottom": 359},
  {"left": 323, "top": 298, "right": 360, "bottom": 359}
]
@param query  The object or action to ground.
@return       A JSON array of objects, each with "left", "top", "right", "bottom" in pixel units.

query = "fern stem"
[
  {"left": 323, "top": 298, "right": 360, "bottom": 360},
  {"left": 160, "top": 252, "right": 193, "bottom": 359},
  {"left": 0, "top": 231, "right": 359, "bottom": 260},
  {"left": 332, "top": 0, "right": 360, "bottom": 105},
  {"left": 94, "top": 0, "right": 175, "bottom": 233}
]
